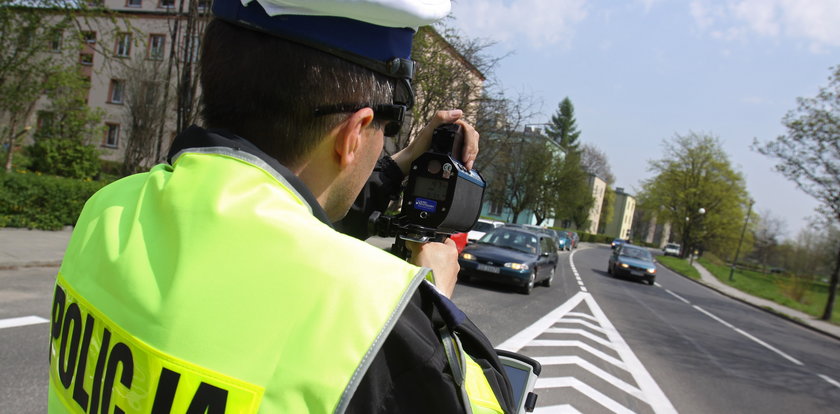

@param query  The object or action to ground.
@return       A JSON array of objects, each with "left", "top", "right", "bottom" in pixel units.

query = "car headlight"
[
  {"left": 461, "top": 253, "right": 475, "bottom": 260},
  {"left": 647, "top": 268, "right": 656, "bottom": 274},
  {"left": 620, "top": 263, "right": 630, "bottom": 268},
  {"left": 504, "top": 262, "right": 529, "bottom": 270}
]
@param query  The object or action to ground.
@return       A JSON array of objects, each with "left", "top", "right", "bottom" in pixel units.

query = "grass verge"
[
  {"left": 656, "top": 256, "right": 701, "bottom": 280},
  {"left": 697, "top": 257, "right": 839, "bottom": 325}
]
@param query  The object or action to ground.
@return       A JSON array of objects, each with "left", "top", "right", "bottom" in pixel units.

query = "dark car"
[
  {"left": 610, "top": 238, "right": 626, "bottom": 249},
  {"left": 608, "top": 244, "right": 657, "bottom": 285},
  {"left": 459, "top": 227, "right": 558, "bottom": 294}
]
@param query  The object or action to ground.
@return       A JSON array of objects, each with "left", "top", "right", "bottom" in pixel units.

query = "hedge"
[{"left": 0, "top": 171, "right": 108, "bottom": 230}]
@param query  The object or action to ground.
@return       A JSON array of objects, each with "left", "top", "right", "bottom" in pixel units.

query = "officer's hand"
[
  {"left": 392, "top": 109, "right": 479, "bottom": 174},
  {"left": 406, "top": 238, "right": 459, "bottom": 298}
]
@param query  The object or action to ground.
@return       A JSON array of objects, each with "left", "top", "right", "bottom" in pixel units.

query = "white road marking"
[
  {"left": 498, "top": 291, "right": 589, "bottom": 352},
  {"left": 585, "top": 293, "right": 678, "bottom": 414},
  {"left": 0, "top": 315, "right": 49, "bottom": 329},
  {"left": 529, "top": 340, "right": 626, "bottom": 369},
  {"left": 544, "top": 328, "right": 615, "bottom": 348},
  {"left": 565, "top": 312, "right": 599, "bottom": 323},
  {"left": 535, "top": 356, "right": 646, "bottom": 400},
  {"left": 535, "top": 377, "right": 637, "bottom": 414},
  {"left": 664, "top": 288, "right": 691, "bottom": 304},
  {"left": 534, "top": 404, "right": 583, "bottom": 413},
  {"left": 554, "top": 318, "right": 608, "bottom": 334},
  {"left": 818, "top": 374, "right": 840, "bottom": 389},
  {"left": 692, "top": 305, "right": 804, "bottom": 366}
]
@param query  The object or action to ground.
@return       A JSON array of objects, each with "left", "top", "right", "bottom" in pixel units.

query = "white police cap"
[{"left": 249, "top": 0, "right": 451, "bottom": 29}]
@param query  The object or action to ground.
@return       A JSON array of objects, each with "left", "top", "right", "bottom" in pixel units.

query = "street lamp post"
[{"left": 729, "top": 199, "right": 754, "bottom": 281}]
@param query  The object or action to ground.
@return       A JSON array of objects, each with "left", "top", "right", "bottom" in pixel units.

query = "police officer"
[{"left": 48, "top": 0, "right": 514, "bottom": 412}]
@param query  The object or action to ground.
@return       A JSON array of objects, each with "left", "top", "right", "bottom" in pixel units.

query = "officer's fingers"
[
  {"left": 455, "top": 120, "right": 479, "bottom": 170},
  {"left": 416, "top": 109, "right": 464, "bottom": 149}
]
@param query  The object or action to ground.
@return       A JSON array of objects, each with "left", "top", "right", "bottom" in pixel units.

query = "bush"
[
  {"left": 0, "top": 171, "right": 107, "bottom": 230},
  {"left": 1, "top": 146, "right": 32, "bottom": 170},
  {"left": 28, "top": 139, "right": 101, "bottom": 180}
]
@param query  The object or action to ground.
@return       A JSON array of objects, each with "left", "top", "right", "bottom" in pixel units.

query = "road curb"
[
  {"left": 0, "top": 261, "right": 62, "bottom": 271},
  {"left": 659, "top": 262, "right": 840, "bottom": 343}
]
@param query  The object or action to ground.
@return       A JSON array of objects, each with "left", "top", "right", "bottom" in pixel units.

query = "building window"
[
  {"left": 104, "top": 124, "right": 120, "bottom": 148},
  {"left": 490, "top": 199, "right": 503, "bottom": 216},
  {"left": 115, "top": 33, "right": 131, "bottom": 57},
  {"left": 82, "top": 31, "right": 96, "bottom": 44},
  {"left": 126, "top": 0, "right": 142, "bottom": 6},
  {"left": 79, "top": 53, "right": 94, "bottom": 66},
  {"left": 108, "top": 79, "right": 125, "bottom": 104},
  {"left": 148, "top": 34, "right": 165, "bottom": 60},
  {"left": 49, "top": 30, "right": 62, "bottom": 52},
  {"left": 159, "top": 0, "right": 174, "bottom": 8},
  {"left": 197, "top": 0, "right": 210, "bottom": 10}
]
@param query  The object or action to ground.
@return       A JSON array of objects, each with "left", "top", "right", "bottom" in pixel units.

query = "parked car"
[
  {"left": 554, "top": 230, "right": 571, "bottom": 251},
  {"left": 608, "top": 244, "right": 657, "bottom": 285},
  {"left": 662, "top": 243, "right": 681, "bottom": 257},
  {"left": 565, "top": 231, "right": 579, "bottom": 249},
  {"left": 467, "top": 219, "right": 504, "bottom": 243},
  {"left": 459, "top": 227, "right": 558, "bottom": 294},
  {"left": 610, "top": 238, "right": 625, "bottom": 249}
]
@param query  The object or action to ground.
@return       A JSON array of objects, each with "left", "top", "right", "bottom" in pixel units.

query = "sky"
[{"left": 447, "top": 0, "right": 839, "bottom": 238}]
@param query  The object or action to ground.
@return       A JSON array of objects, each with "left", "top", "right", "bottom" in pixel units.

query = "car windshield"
[
  {"left": 620, "top": 247, "right": 653, "bottom": 262},
  {"left": 478, "top": 229, "right": 539, "bottom": 254},
  {"left": 472, "top": 221, "right": 495, "bottom": 232}
]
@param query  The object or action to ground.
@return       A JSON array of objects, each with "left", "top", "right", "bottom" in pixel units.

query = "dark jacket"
[{"left": 168, "top": 126, "right": 513, "bottom": 413}]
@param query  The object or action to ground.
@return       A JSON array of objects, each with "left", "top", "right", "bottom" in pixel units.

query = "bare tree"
[
  {"left": 749, "top": 210, "right": 786, "bottom": 272},
  {"left": 120, "top": 56, "right": 170, "bottom": 175},
  {"left": 580, "top": 143, "right": 615, "bottom": 185},
  {"left": 754, "top": 66, "right": 840, "bottom": 320}
]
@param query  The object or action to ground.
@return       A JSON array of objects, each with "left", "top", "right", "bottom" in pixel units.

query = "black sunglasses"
[{"left": 313, "top": 104, "right": 405, "bottom": 137}]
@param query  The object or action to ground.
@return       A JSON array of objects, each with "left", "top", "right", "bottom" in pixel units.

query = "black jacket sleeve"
[
  {"left": 346, "top": 283, "right": 514, "bottom": 414},
  {"left": 333, "top": 156, "right": 405, "bottom": 240}
]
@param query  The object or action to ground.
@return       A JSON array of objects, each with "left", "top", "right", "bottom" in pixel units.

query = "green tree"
[
  {"left": 753, "top": 65, "right": 840, "bottom": 321},
  {"left": 34, "top": 67, "right": 104, "bottom": 144},
  {"left": 0, "top": 2, "right": 72, "bottom": 172},
  {"left": 545, "top": 97, "right": 581, "bottom": 151},
  {"left": 554, "top": 150, "right": 594, "bottom": 229},
  {"left": 486, "top": 134, "right": 553, "bottom": 223},
  {"left": 640, "top": 132, "right": 750, "bottom": 258}
]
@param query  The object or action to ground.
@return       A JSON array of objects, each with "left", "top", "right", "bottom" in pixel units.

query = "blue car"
[
  {"left": 459, "top": 227, "right": 558, "bottom": 294},
  {"left": 608, "top": 244, "right": 657, "bottom": 285}
]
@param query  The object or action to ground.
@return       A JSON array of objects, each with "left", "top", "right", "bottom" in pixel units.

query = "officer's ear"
[{"left": 334, "top": 107, "right": 375, "bottom": 168}]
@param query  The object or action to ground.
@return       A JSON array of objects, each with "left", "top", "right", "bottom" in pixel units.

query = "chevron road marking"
[
  {"left": 534, "top": 404, "right": 583, "bottom": 413},
  {"left": 0, "top": 315, "right": 49, "bottom": 330},
  {"left": 544, "top": 328, "right": 616, "bottom": 348},
  {"left": 536, "top": 377, "right": 638, "bottom": 414},
  {"left": 535, "top": 356, "right": 647, "bottom": 401},
  {"left": 497, "top": 250, "right": 678, "bottom": 414},
  {"left": 529, "top": 340, "right": 626, "bottom": 369}
]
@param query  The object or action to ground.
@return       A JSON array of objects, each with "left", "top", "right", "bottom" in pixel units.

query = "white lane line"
[
  {"left": 536, "top": 377, "right": 637, "bottom": 414},
  {"left": 584, "top": 294, "right": 678, "bottom": 414},
  {"left": 535, "top": 356, "right": 645, "bottom": 401},
  {"left": 654, "top": 282, "right": 662, "bottom": 287},
  {"left": 818, "top": 374, "right": 840, "bottom": 389},
  {"left": 544, "top": 328, "right": 615, "bottom": 348},
  {"left": 529, "top": 340, "right": 626, "bottom": 369},
  {"left": 498, "top": 291, "right": 588, "bottom": 352},
  {"left": 534, "top": 404, "right": 583, "bottom": 414},
  {"left": 693, "top": 305, "right": 804, "bottom": 366},
  {"left": 664, "top": 289, "right": 691, "bottom": 304},
  {"left": 580, "top": 287, "right": 588, "bottom": 292},
  {"left": 555, "top": 318, "right": 609, "bottom": 335},
  {"left": 0, "top": 315, "right": 49, "bottom": 329}
]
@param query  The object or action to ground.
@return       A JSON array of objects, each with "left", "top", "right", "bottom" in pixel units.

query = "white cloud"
[
  {"left": 450, "top": 0, "right": 589, "bottom": 49},
  {"left": 689, "top": 0, "right": 840, "bottom": 49}
]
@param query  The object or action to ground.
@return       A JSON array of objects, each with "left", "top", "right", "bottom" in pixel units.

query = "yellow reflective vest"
[{"left": 49, "top": 142, "right": 503, "bottom": 413}]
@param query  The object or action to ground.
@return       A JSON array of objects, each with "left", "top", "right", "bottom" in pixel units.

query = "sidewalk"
[
  {"left": 0, "top": 227, "right": 73, "bottom": 270},
  {"left": 691, "top": 261, "right": 840, "bottom": 341}
]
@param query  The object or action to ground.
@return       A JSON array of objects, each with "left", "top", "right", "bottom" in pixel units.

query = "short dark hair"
[{"left": 200, "top": 19, "right": 393, "bottom": 166}]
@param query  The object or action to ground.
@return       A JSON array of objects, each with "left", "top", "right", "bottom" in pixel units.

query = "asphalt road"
[{"left": 2, "top": 243, "right": 839, "bottom": 413}]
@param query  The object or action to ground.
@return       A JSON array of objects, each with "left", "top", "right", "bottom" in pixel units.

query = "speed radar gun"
[
  {"left": 371, "top": 124, "right": 542, "bottom": 413},
  {"left": 370, "top": 123, "right": 485, "bottom": 259}
]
